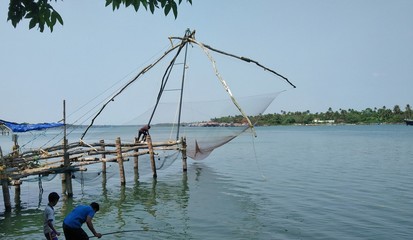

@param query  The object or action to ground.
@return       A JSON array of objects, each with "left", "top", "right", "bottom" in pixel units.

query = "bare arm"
[
  {"left": 86, "top": 215, "right": 102, "bottom": 238},
  {"left": 47, "top": 220, "right": 60, "bottom": 236}
]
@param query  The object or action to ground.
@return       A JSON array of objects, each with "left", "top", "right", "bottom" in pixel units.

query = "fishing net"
[
  {"left": 22, "top": 173, "right": 58, "bottom": 183},
  {"left": 76, "top": 30, "right": 294, "bottom": 162},
  {"left": 1, "top": 30, "right": 294, "bottom": 176},
  {"left": 73, "top": 170, "right": 104, "bottom": 183},
  {"left": 127, "top": 92, "right": 283, "bottom": 160}
]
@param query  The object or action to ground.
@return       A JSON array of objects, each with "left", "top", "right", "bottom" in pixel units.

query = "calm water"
[{"left": 0, "top": 125, "right": 412, "bottom": 239}]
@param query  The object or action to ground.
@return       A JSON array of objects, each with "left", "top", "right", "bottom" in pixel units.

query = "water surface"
[{"left": 1, "top": 125, "right": 412, "bottom": 239}]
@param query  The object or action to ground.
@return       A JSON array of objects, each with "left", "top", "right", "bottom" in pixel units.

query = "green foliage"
[
  {"left": 212, "top": 104, "right": 413, "bottom": 126},
  {"left": 8, "top": 0, "right": 63, "bottom": 32},
  {"left": 7, "top": 0, "right": 192, "bottom": 32}
]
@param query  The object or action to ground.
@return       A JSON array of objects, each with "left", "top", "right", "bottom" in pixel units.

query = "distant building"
[{"left": 312, "top": 119, "right": 335, "bottom": 124}]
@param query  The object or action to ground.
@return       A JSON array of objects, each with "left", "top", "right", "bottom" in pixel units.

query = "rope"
[
  {"left": 249, "top": 128, "right": 266, "bottom": 180},
  {"left": 89, "top": 229, "right": 168, "bottom": 238},
  {"left": 190, "top": 38, "right": 257, "bottom": 137},
  {"left": 81, "top": 42, "right": 184, "bottom": 139},
  {"left": 80, "top": 29, "right": 294, "bottom": 140},
  {"left": 169, "top": 35, "right": 295, "bottom": 88},
  {"left": 79, "top": 140, "right": 99, "bottom": 152},
  {"left": 147, "top": 30, "right": 195, "bottom": 128},
  {"left": 189, "top": 39, "right": 296, "bottom": 89}
]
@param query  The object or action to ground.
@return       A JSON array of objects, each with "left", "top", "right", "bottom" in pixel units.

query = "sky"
[{"left": 1, "top": 0, "right": 413, "bottom": 125}]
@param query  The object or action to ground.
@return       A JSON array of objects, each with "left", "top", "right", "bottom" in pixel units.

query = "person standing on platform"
[{"left": 138, "top": 124, "right": 151, "bottom": 142}]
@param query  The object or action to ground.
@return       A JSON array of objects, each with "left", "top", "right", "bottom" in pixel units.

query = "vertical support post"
[
  {"left": 11, "top": 135, "right": 22, "bottom": 208},
  {"left": 61, "top": 173, "right": 67, "bottom": 195},
  {"left": 146, "top": 134, "right": 157, "bottom": 179},
  {"left": 14, "top": 180, "right": 21, "bottom": 208},
  {"left": 181, "top": 137, "right": 187, "bottom": 172},
  {"left": 1, "top": 177, "right": 11, "bottom": 212},
  {"left": 62, "top": 100, "right": 73, "bottom": 197},
  {"left": 176, "top": 29, "right": 191, "bottom": 141},
  {"left": 116, "top": 137, "right": 126, "bottom": 185},
  {"left": 133, "top": 137, "right": 139, "bottom": 180},
  {"left": 12, "top": 134, "right": 19, "bottom": 158},
  {"left": 100, "top": 139, "right": 107, "bottom": 194},
  {"left": 99, "top": 139, "right": 106, "bottom": 191},
  {"left": 0, "top": 147, "right": 12, "bottom": 212},
  {"left": 100, "top": 140, "right": 106, "bottom": 173}
]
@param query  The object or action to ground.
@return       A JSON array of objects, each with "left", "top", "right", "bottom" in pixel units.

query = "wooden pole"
[
  {"left": 61, "top": 174, "right": 67, "bottom": 196},
  {"left": 100, "top": 140, "right": 106, "bottom": 173},
  {"left": 11, "top": 135, "right": 22, "bottom": 207},
  {"left": 146, "top": 134, "right": 157, "bottom": 179},
  {"left": 12, "top": 134, "right": 19, "bottom": 157},
  {"left": 0, "top": 146, "right": 11, "bottom": 212},
  {"left": 181, "top": 137, "right": 187, "bottom": 172},
  {"left": 1, "top": 176, "right": 11, "bottom": 212},
  {"left": 116, "top": 137, "right": 126, "bottom": 185},
  {"left": 63, "top": 100, "right": 73, "bottom": 197},
  {"left": 14, "top": 180, "right": 21, "bottom": 208},
  {"left": 100, "top": 139, "right": 107, "bottom": 192},
  {"left": 133, "top": 137, "right": 139, "bottom": 180}
]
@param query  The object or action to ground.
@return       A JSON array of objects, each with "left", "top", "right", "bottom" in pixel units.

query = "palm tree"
[{"left": 405, "top": 104, "right": 412, "bottom": 119}]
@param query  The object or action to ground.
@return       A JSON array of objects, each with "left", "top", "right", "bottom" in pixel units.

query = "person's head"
[
  {"left": 90, "top": 202, "right": 100, "bottom": 212},
  {"left": 48, "top": 192, "right": 60, "bottom": 206}
]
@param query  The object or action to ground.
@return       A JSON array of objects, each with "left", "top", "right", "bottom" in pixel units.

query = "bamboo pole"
[
  {"left": 12, "top": 134, "right": 19, "bottom": 158},
  {"left": 16, "top": 139, "right": 179, "bottom": 162},
  {"left": 61, "top": 175, "right": 66, "bottom": 196},
  {"left": 0, "top": 146, "right": 11, "bottom": 212},
  {"left": 14, "top": 180, "right": 21, "bottom": 208},
  {"left": 146, "top": 134, "right": 157, "bottom": 179},
  {"left": 100, "top": 139, "right": 107, "bottom": 189},
  {"left": 11, "top": 165, "right": 85, "bottom": 180},
  {"left": 100, "top": 140, "right": 106, "bottom": 173},
  {"left": 1, "top": 177, "right": 11, "bottom": 212},
  {"left": 63, "top": 100, "right": 73, "bottom": 197},
  {"left": 181, "top": 137, "right": 187, "bottom": 172},
  {"left": 116, "top": 137, "right": 126, "bottom": 185},
  {"left": 11, "top": 135, "right": 22, "bottom": 207},
  {"left": 3, "top": 135, "right": 183, "bottom": 190},
  {"left": 133, "top": 137, "right": 139, "bottom": 180}
]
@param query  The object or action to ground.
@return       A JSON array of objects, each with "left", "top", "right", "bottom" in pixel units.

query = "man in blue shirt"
[{"left": 63, "top": 202, "right": 102, "bottom": 239}]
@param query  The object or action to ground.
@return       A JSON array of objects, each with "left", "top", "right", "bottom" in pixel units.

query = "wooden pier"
[{"left": 0, "top": 134, "right": 187, "bottom": 212}]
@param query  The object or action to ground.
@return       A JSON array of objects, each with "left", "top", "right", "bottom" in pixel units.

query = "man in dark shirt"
[{"left": 138, "top": 124, "right": 150, "bottom": 142}]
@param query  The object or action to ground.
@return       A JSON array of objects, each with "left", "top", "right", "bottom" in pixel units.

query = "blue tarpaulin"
[{"left": 0, "top": 119, "right": 63, "bottom": 133}]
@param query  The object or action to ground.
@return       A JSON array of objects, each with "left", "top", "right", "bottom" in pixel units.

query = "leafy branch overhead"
[{"left": 7, "top": 0, "right": 193, "bottom": 32}]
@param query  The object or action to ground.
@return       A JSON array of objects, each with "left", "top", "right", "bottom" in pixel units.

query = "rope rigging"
[
  {"left": 80, "top": 29, "right": 293, "bottom": 140},
  {"left": 80, "top": 40, "right": 185, "bottom": 140},
  {"left": 147, "top": 30, "right": 193, "bottom": 128}
]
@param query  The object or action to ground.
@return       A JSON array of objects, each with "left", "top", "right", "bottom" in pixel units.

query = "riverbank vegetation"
[{"left": 212, "top": 104, "right": 413, "bottom": 126}]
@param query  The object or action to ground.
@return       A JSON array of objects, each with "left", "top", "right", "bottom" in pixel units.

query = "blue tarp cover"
[{"left": 0, "top": 119, "right": 63, "bottom": 132}]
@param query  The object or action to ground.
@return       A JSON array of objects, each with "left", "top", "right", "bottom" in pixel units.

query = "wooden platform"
[{"left": 0, "top": 134, "right": 188, "bottom": 212}]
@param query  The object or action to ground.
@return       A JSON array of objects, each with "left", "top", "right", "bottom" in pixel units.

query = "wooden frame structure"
[{"left": 0, "top": 133, "right": 187, "bottom": 212}]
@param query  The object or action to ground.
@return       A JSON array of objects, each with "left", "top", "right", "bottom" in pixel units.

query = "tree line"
[{"left": 211, "top": 104, "right": 413, "bottom": 126}]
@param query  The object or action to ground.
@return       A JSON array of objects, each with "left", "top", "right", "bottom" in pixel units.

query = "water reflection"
[
  {"left": 86, "top": 170, "right": 191, "bottom": 239},
  {"left": 1, "top": 161, "right": 269, "bottom": 239},
  {"left": 2, "top": 125, "right": 412, "bottom": 239}
]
